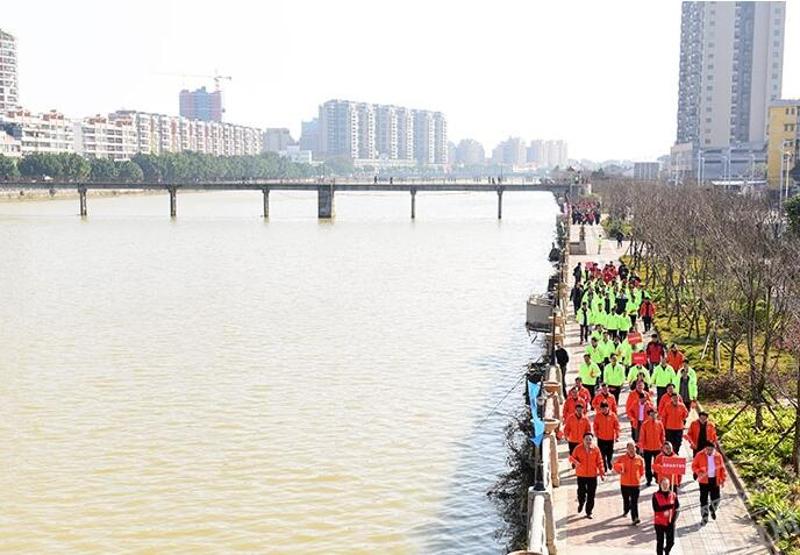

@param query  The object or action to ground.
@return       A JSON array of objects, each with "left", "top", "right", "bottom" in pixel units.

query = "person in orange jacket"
[
  {"left": 592, "top": 382, "right": 618, "bottom": 413},
  {"left": 572, "top": 377, "right": 592, "bottom": 408},
  {"left": 665, "top": 343, "right": 685, "bottom": 371},
  {"left": 656, "top": 383, "right": 678, "bottom": 415},
  {"left": 562, "top": 387, "right": 583, "bottom": 422},
  {"left": 612, "top": 441, "right": 645, "bottom": 525},
  {"left": 638, "top": 408, "right": 665, "bottom": 486},
  {"left": 626, "top": 383, "right": 654, "bottom": 442},
  {"left": 569, "top": 432, "right": 605, "bottom": 519},
  {"left": 660, "top": 394, "right": 689, "bottom": 453},
  {"left": 685, "top": 411, "right": 718, "bottom": 458},
  {"left": 691, "top": 443, "right": 726, "bottom": 524},
  {"left": 593, "top": 401, "right": 620, "bottom": 471},
  {"left": 563, "top": 403, "right": 592, "bottom": 455},
  {"left": 653, "top": 441, "right": 684, "bottom": 491}
]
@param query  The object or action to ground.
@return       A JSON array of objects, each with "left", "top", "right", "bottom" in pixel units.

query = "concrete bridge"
[{"left": 0, "top": 179, "right": 584, "bottom": 219}]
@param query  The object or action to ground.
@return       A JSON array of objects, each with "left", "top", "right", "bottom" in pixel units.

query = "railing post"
[
  {"left": 410, "top": 187, "right": 417, "bottom": 219},
  {"left": 262, "top": 187, "right": 270, "bottom": 219},
  {"left": 497, "top": 187, "right": 504, "bottom": 219},
  {"left": 78, "top": 187, "right": 87, "bottom": 217},
  {"left": 318, "top": 183, "right": 334, "bottom": 219},
  {"left": 168, "top": 186, "right": 177, "bottom": 218}
]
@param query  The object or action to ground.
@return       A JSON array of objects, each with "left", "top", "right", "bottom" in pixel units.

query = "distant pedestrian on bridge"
[
  {"left": 652, "top": 477, "right": 680, "bottom": 555},
  {"left": 568, "top": 432, "right": 605, "bottom": 519},
  {"left": 613, "top": 441, "right": 645, "bottom": 525}
]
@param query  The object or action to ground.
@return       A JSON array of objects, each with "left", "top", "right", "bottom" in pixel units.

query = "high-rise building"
[
  {"left": 0, "top": 29, "right": 18, "bottom": 113},
  {"left": 262, "top": 128, "right": 295, "bottom": 153},
  {"left": 179, "top": 87, "right": 223, "bottom": 122},
  {"left": 633, "top": 162, "right": 661, "bottom": 181},
  {"left": 492, "top": 137, "right": 527, "bottom": 166},
  {"left": 316, "top": 99, "right": 445, "bottom": 166},
  {"left": 676, "top": 1, "right": 785, "bottom": 150},
  {"left": 74, "top": 114, "right": 139, "bottom": 160},
  {"left": 299, "top": 118, "right": 321, "bottom": 157},
  {"left": 526, "top": 139, "right": 568, "bottom": 168},
  {"left": 766, "top": 99, "right": 799, "bottom": 189}
]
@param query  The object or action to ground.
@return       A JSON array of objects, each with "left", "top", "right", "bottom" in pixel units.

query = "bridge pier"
[
  {"left": 168, "top": 186, "right": 177, "bottom": 218},
  {"left": 497, "top": 187, "right": 504, "bottom": 220},
  {"left": 410, "top": 188, "right": 417, "bottom": 219},
  {"left": 262, "top": 187, "right": 270, "bottom": 218},
  {"left": 78, "top": 188, "right": 87, "bottom": 217},
  {"left": 318, "top": 184, "right": 334, "bottom": 219}
]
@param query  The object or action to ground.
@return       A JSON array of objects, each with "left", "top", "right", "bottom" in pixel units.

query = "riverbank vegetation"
[
  {"left": 598, "top": 181, "right": 800, "bottom": 551},
  {"left": 0, "top": 151, "right": 324, "bottom": 182}
]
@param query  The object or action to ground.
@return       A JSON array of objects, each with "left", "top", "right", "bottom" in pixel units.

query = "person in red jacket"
[
  {"left": 638, "top": 408, "right": 665, "bottom": 486},
  {"left": 592, "top": 382, "right": 618, "bottom": 413},
  {"left": 613, "top": 441, "right": 645, "bottom": 525},
  {"left": 665, "top": 344, "right": 685, "bottom": 371},
  {"left": 562, "top": 388, "right": 582, "bottom": 422},
  {"left": 691, "top": 443, "right": 726, "bottom": 524},
  {"left": 563, "top": 404, "right": 592, "bottom": 455},
  {"left": 645, "top": 334, "right": 665, "bottom": 371},
  {"left": 593, "top": 401, "right": 620, "bottom": 471},
  {"left": 660, "top": 394, "right": 689, "bottom": 453},
  {"left": 572, "top": 377, "right": 592, "bottom": 408},
  {"left": 653, "top": 442, "right": 684, "bottom": 491},
  {"left": 639, "top": 299, "right": 657, "bottom": 332},
  {"left": 569, "top": 432, "right": 605, "bottom": 519},
  {"left": 652, "top": 477, "right": 680, "bottom": 555},
  {"left": 626, "top": 384, "right": 654, "bottom": 442},
  {"left": 656, "top": 383, "right": 678, "bottom": 416}
]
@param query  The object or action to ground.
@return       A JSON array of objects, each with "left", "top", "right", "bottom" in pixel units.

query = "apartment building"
[
  {"left": 766, "top": 99, "right": 799, "bottom": 189},
  {"left": 0, "top": 109, "right": 74, "bottom": 155},
  {"left": 0, "top": 29, "right": 18, "bottom": 113}
]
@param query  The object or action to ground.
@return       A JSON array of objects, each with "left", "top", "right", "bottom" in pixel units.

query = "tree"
[
  {"left": 58, "top": 153, "right": 90, "bottom": 181},
  {"left": 19, "top": 153, "right": 63, "bottom": 179},
  {"left": 0, "top": 154, "right": 19, "bottom": 179},
  {"left": 89, "top": 157, "right": 118, "bottom": 181},
  {"left": 785, "top": 195, "right": 800, "bottom": 236},
  {"left": 131, "top": 154, "right": 166, "bottom": 183},
  {"left": 116, "top": 160, "right": 144, "bottom": 182}
]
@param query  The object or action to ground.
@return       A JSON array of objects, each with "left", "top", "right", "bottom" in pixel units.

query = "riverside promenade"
[{"left": 551, "top": 223, "right": 771, "bottom": 554}]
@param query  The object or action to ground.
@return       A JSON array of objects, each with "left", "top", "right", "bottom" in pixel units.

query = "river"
[{"left": 0, "top": 190, "right": 556, "bottom": 554}]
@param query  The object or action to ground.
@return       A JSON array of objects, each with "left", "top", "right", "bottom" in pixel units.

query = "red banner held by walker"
[
  {"left": 628, "top": 331, "right": 642, "bottom": 345},
  {"left": 632, "top": 351, "right": 647, "bottom": 366},
  {"left": 660, "top": 456, "right": 686, "bottom": 475}
]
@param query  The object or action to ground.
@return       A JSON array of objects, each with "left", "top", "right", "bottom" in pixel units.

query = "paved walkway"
[{"left": 552, "top": 223, "right": 771, "bottom": 555}]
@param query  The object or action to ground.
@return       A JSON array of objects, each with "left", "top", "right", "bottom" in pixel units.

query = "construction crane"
[{"left": 156, "top": 71, "right": 232, "bottom": 92}]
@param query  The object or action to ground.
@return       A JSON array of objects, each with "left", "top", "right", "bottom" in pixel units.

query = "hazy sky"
[{"left": 3, "top": 0, "right": 799, "bottom": 161}]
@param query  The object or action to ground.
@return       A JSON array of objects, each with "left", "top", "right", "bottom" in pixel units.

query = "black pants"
[
  {"left": 568, "top": 442, "right": 579, "bottom": 456},
  {"left": 643, "top": 316, "right": 652, "bottom": 332},
  {"left": 655, "top": 523, "right": 675, "bottom": 555},
  {"left": 577, "top": 477, "right": 598, "bottom": 515},
  {"left": 630, "top": 314, "right": 637, "bottom": 328},
  {"left": 597, "top": 439, "right": 614, "bottom": 471},
  {"left": 621, "top": 485, "right": 640, "bottom": 521},
  {"left": 700, "top": 477, "right": 721, "bottom": 519},
  {"left": 666, "top": 429, "right": 683, "bottom": 454},
  {"left": 580, "top": 325, "right": 589, "bottom": 343},
  {"left": 656, "top": 386, "right": 667, "bottom": 405},
  {"left": 586, "top": 383, "right": 597, "bottom": 399},
  {"left": 632, "top": 420, "right": 644, "bottom": 443},
  {"left": 644, "top": 450, "right": 660, "bottom": 485},
  {"left": 608, "top": 385, "right": 621, "bottom": 404},
  {"left": 619, "top": 330, "right": 628, "bottom": 341}
]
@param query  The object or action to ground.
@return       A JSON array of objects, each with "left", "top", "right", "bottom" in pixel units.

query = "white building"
[
  {"left": 262, "top": 128, "right": 294, "bottom": 153},
  {"left": 0, "top": 109, "right": 74, "bottom": 155},
  {"left": 633, "top": 162, "right": 660, "bottom": 181},
  {"left": 74, "top": 114, "right": 138, "bottom": 160},
  {"left": 0, "top": 29, "right": 18, "bottom": 113},
  {"left": 676, "top": 1, "right": 785, "bottom": 151}
]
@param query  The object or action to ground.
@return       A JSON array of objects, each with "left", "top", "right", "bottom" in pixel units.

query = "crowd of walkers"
[
  {"left": 560, "top": 259, "right": 721, "bottom": 555},
  {"left": 570, "top": 198, "right": 602, "bottom": 226}
]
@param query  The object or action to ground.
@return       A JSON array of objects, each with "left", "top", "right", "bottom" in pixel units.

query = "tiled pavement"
[{"left": 551, "top": 223, "right": 771, "bottom": 555}]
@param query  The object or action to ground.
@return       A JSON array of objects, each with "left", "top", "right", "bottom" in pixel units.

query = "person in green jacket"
[
  {"left": 586, "top": 337, "right": 605, "bottom": 367},
  {"left": 651, "top": 358, "right": 676, "bottom": 405},
  {"left": 616, "top": 310, "right": 632, "bottom": 341},
  {"left": 603, "top": 353, "right": 626, "bottom": 403},
  {"left": 616, "top": 338, "right": 633, "bottom": 367},
  {"left": 590, "top": 325, "right": 604, "bottom": 343},
  {"left": 627, "top": 363, "right": 651, "bottom": 389},
  {"left": 598, "top": 331, "right": 615, "bottom": 364},
  {"left": 605, "top": 308, "right": 620, "bottom": 340},
  {"left": 674, "top": 360, "right": 698, "bottom": 408},
  {"left": 578, "top": 352, "right": 602, "bottom": 398}
]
